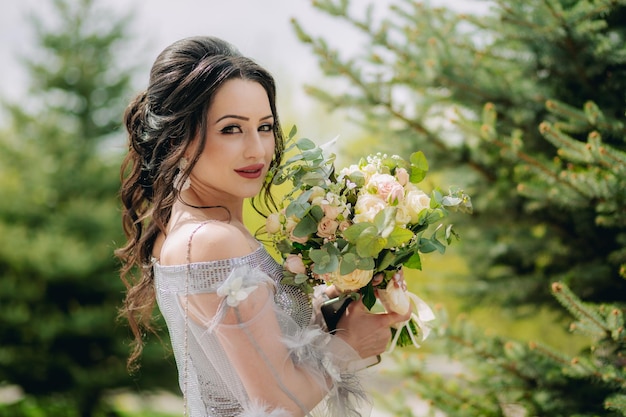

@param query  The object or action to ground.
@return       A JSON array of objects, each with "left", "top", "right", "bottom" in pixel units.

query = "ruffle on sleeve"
[{"left": 282, "top": 326, "right": 371, "bottom": 417}]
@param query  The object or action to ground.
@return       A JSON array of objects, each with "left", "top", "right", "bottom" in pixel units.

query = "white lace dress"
[{"left": 153, "top": 238, "right": 371, "bottom": 417}]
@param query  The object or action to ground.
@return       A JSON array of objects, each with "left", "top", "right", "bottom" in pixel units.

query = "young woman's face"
[{"left": 189, "top": 78, "right": 275, "bottom": 202}]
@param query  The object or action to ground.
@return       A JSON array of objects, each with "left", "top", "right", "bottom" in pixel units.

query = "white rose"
[
  {"left": 266, "top": 212, "right": 281, "bottom": 235},
  {"left": 309, "top": 186, "right": 326, "bottom": 204},
  {"left": 354, "top": 193, "right": 386, "bottom": 223},
  {"left": 403, "top": 187, "right": 431, "bottom": 223},
  {"left": 329, "top": 268, "right": 373, "bottom": 292},
  {"left": 361, "top": 163, "right": 378, "bottom": 181}
]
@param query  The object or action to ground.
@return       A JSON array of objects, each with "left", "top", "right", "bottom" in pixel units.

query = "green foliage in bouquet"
[{"left": 268, "top": 126, "right": 472, "bottom": 309}]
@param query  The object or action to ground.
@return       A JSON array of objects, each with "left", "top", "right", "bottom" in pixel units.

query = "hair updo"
[{"left": 115, "top": 36, "right": 284, "bottom": 370}]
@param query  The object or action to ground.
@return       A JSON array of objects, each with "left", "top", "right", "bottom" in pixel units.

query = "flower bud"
[{"left": 377, "top": 279, "right": 411, "bottom": 315}]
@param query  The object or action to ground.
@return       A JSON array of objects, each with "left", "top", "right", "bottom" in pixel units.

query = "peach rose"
[
  {"left": 317, "top": 217, "right": 339, "bottom": 239},
  {"left": 329, "top": 268, "right": 373, "bottom": 292},
  {"left": 284, "top": 254, "right": 306, "bottom": 275},
  {"left": 289, "top": 229, "right": 309, "bottom": 244},
  {"left": 321, "top": 203, "right": 342, "bottom": 220},
  {"left": 266, "top": 212, "right": 281, "bottom": 234}
]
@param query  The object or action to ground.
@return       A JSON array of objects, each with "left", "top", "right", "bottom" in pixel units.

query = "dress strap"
[
  {"left": 186, "top": 220, "right": 218, "bottom": 265},
  {"left": 183, "top": 220, "right": 212, "bottom": 417}
]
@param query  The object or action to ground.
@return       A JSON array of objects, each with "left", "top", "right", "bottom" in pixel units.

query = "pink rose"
[
  {"left": 395, "top": 167, "right": 409, "bottom": 186},
  {"left": 386, "top": 183, "right": 405, "bottom": 205},
  {"left": 284, "top": 254, "right": 306, "bottom": 275},
  {"left": 367, "top": 173, "right": 405, "bottom": 205}
]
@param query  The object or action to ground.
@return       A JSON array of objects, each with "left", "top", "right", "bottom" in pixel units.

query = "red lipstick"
[{"left": 235, "top": 163, "right": 265, "bottom": 179}]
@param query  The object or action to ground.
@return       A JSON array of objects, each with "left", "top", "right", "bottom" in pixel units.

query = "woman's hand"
[{"left": 333, "top": 297, "right": 411, "bottom": 359}]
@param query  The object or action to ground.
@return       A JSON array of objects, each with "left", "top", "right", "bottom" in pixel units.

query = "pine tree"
[
  {"left": 0, "top": 0, "right": 177, "bottom": 416},
  {"left": 293, "top": 0, "right": 626, "bottom": 307},
  {"left": 294, "top": 0, "right": 626, "bottom": 415}
]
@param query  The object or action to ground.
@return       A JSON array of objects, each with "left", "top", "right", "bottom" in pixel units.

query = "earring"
[{"left": 174, "top": 157, "right": 191, "bottom": 191}]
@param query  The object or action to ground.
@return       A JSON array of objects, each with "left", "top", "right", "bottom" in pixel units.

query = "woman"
[{"left": 116, "top": 36, "right": 409, "bottom": 417}]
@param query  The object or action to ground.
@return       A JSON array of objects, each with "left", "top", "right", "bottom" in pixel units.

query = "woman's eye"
[
  {"left": 221, "top": 125, "right": 242, "bottom": 134},
  {"left": 259, "top": 123, "right": 273, "bottom": 132}
]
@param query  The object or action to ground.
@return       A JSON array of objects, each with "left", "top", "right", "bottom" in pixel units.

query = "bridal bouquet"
[{"left": 266, "top": 128, "right": 472, "bottom": 349}]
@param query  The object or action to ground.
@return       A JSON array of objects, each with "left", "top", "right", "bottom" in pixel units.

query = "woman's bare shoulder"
[{"left": 158, "top": 220, "right": 253, "bottom": 265}]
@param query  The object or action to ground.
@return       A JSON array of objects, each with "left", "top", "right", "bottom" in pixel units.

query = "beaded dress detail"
[{"left": 154, "top": 230, "right": 369, "bottom": 417}]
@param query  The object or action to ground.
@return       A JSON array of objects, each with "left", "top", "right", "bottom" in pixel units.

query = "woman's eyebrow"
[{"left": 216, "top": 114, "right": 274, "bottom": 123}]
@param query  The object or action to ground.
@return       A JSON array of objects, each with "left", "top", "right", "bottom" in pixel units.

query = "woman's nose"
[{"left": 245, "top": 131, "right": 265, "bottom": 158}]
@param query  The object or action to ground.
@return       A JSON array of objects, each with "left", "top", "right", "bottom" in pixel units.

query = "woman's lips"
[{"left": 234, "top": 163, "right": 265, "bottom": 179}]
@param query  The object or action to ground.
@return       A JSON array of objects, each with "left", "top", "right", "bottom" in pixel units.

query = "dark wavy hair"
[{"left": 115, "top": 36, "right": 284, "bottom": 370}]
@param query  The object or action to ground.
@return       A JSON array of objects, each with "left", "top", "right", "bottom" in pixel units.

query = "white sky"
[{"left": 0, "top": 0, "right": 488, "bottom": 141}]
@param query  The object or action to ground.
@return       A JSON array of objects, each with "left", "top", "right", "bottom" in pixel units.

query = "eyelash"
[{"left": 220, "top": 123, "right": 274, "bottom": 134}]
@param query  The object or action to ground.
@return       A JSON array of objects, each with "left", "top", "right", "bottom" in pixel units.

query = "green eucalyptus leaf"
[
  {"left": 374, "top": 207, "right": 396, "bottom": 237},
  {"left": 431, "top": 189, "right": 443, "bottom": 207},
  {"left": 276, "top": 240, "right": 292, "bottom": 254},
  {"left": 322, "top": 241, "right": 341, "bottom": 256},
  {"left": 343, "top": 222, "right": 374, "bottom": 242},
  {"left": 294, "top": 273, "right": 308, "bottom": 284},
  {"left": 356, "top": 233, "right": 386, "bottom": 258},
  {"left": 288, "top": 125, "right": 298, "bottom": 139},
  {"left": 302, "top": 148, "right": 323, "bottom": 161},
  {"left": 424, "top": 209, "right": 445, "bottom": 224},
  {"left": 346, "top": 171, "right": 366, "bottom": 187},
  {"left": 386, "top": 227, "right": 414, "bottom": 248},
  {"left": 301, "top": 172, "right": 326, "bottom": 187},
  {"left": 376, "top": 250, "right": 396, "bottom": 272},
  {"left": 310, "top": 204, "right": 325, "bottom": 221},
  {"left": 310, "top": 248, "right": 339, "bottom": 274},
  {"left": 284, "top": 153, "right": 304, "bottom": 165},
  {"left": 419, "top": 237, "right": 445, "bottom": 254},
  {"left": 404, "top": 251, "right": 422, "bottom": 270},
  {"left": 286, "top": 200, "right": 310, "bottom": 219},
  {"left": 410, "top": 151, "right": 429, "bottom": 171},
  {"left": 340, "top": 253, "right": 358, "bottom": 275},
  {"left": 409, "top": 152, "right": 428, "bottom": 183},
  {"left": 297, "top": 138, "right": 316, "bottom": 150},
  {"left": 361, "top": 283, "right": 376, "bottom": 310},
  {"left": 356, "top": 256, "right": 375, "bottom": 271},
  {"left": 293, "top": 215, "right": 317, "bottom": 237}
]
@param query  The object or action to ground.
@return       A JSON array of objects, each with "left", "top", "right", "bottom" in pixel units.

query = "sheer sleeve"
[{"left": 170, "top": 263, "right": 370, "bottom": 417}]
